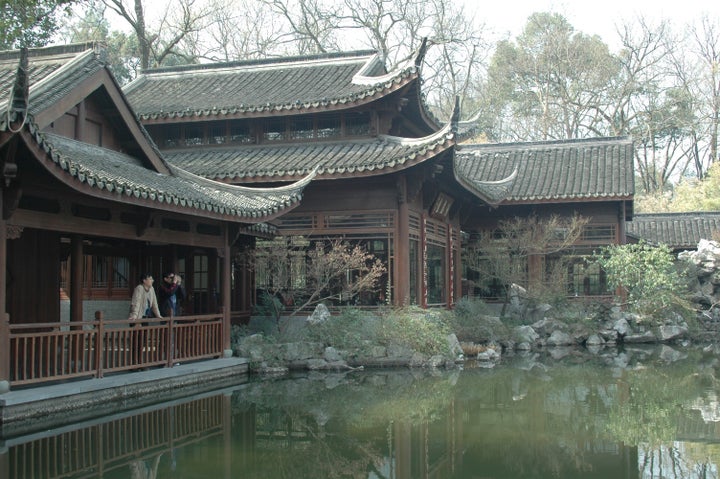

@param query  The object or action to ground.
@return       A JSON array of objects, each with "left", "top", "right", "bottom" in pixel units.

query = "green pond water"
[{"left": 4, "top": 345, "right": 720, "bottom": 478}]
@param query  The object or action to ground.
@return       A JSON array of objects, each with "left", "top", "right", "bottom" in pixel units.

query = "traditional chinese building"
[
  {"left": 124, "top": 45, "right": 634, "bottom": 308},
  {"left": 0, "top": 43, "right": 312, "bottom": 390}
]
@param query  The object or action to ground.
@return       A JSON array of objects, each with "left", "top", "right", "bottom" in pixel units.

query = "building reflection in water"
[{"left": 1, "top": 365, "right": 719, "bottom": 479}]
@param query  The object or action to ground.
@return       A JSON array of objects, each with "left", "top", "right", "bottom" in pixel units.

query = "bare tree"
[
  {"left": 687, "top": 15, "right": 720, "bottom": 177},
  {"left": 251, "top": 237, "right": 386, "bottom": 322},
  {"left": 101, "top": 0, "right": 217, "bottom": 69},
  {"left": 200, "top": 0, "right": 282, "bottom": 61},
  {"left": 465, "top": 214, "right": 589, "bottom": 311}
]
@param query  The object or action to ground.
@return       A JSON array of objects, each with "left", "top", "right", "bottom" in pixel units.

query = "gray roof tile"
[
  {"left": 626, "top": 212, "right": 720, "bottom": 249},
  {"left": 164, "top": 122, "right": 455, "bottom": 181},
  {"left": 124, "top": 51, "right": 419, "bottom": 120},
  {"left": 33, "top": 129, "right": 310, "bottom": 220},
  {"left": 454, "top": 137, "right": 635, "bottom": 205},
  {"left": 1, "top": 43, "right": 311, "bottom": 222}
]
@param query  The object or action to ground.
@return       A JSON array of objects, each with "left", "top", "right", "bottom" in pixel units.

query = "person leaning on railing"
[
  {"left": 128, "top": 273, "right": 162, "bottom": 322},
  {"left": 128, "top": 273, "right": 162, "bottom": 366}
]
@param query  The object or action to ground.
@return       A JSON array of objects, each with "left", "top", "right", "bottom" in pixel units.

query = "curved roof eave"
[
  {"left": 18, "top": 123, "right": 313, "bottom": 223},
  {"left": 166, "top": 119, "right": 456, "bottom": 183}
]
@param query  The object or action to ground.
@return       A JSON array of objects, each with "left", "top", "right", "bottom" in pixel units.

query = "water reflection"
[{"left": 2, "top": 347, "right": 720, "bottom": 478}]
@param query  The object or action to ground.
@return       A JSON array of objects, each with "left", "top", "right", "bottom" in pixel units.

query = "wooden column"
[
  {"left": 420, "top": 214, "right": 427, "bottom": 308},
  {"left": 446, "top": 223, "right": 452, "bottom": 308},
  {"left": 395, "top": 177, "right": 410, "bottom": 306},
  {"left": 454, "top": 231, "right": 462, "bottom": 304},
  {"left": 222, "top": 226, "right": 231, "bottom": 357},
  {"left": 70, "top": 235, "right": 83, "bottom": 322},
  {"left": 0, "top": 190, "right": 8, "bottom": 390}
]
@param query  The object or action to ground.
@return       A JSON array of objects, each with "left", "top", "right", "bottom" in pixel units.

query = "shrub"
[
  {"left": 375, "top": 307, "right": 452, "bottom": 356},
  {"left": 592, "top": 242, "right": 693, "bottom": 320},
  {"left": 444, "top": 297, "right": 508, "bottom": 343}
]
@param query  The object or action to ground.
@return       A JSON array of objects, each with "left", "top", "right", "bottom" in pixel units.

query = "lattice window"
[
  {"left": 209, "top": 122, "right": 226, "bottom": 144},
  {"left": 345, "top": 111, "right": 371, "bottom": 136},
  {"left": 230, "top": 122, "right": 254, "bottom": 144},
  {"left": 317, "top": 114, "right": 341, "bottom": 138},
  {"left": 184, "top": 123, "right": 204, "bottom": 146},
  {"left": 290, "top": 116, "right": 314, "bottom": 140},
  {"left": 263, "top": 119, "right": 286, "bottom": 141},
  {"left": 325, "top": 212, "right": 394, "bottom": 229}
]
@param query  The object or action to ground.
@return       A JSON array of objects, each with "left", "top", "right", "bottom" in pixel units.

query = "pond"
[{"left": 3, "top": 345, "right": 720, "bottom": 478}]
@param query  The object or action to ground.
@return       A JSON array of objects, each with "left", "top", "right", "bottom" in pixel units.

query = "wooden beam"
[{"left": 10, "top": 209, "right": 226, "bottom": 248}]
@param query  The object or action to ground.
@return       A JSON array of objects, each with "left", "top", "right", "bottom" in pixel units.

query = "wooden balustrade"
[
  {"left": 7, "top": 315, "right": 224, "bottom": 386},
  {"left": 7, "top": 395, "right": 225, "bottom": 479}
]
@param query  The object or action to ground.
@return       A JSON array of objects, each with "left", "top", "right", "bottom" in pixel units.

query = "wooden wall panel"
[{"left": 7, "top": 228, "right": 60, "bottom": 324}]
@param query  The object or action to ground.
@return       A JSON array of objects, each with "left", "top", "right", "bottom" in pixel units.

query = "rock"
[
  {"left": 477, "top": 347, "right": 500, "bottom": 362},
  {"left": 324, "top": 346, "right": 343, "bottom": 362},
  {"left": 527, "top": 303, "right": 553, "bottom": 322},
  {"left": 657, "top": 324, "right": 688, "bottom": 342},
  {"left": 307, "top": 303, "right": 331, "bottom": 324},
  {"left": 599, "top": 329, "right": 619, "bottom": 342},
  {"left": 427, "top": 355, "right": 445, "bottom": 368},
  {"left": 613, "top": 318, "right": 630, "bottom": 336},
  {"left": 446, "top": 333, "right": 464, "bottom": 359},
  {"left": 547, "top": 330, "right": 574, "bottom": 346},
  {"left": 586, "top": 334, "right": 605, "bottom": 346},
  {"left": 513, "top": 325, "right": 539, "bottom": 344},
  {"left": 531, "top": 318, "right": 568, "bottom": 336},
  {"left": 516, "top": 341, "right": 532, "bottom": 351},
  {"left": 387, "top": 343, "right": 415, "bottom": 360},
  {"left": 623, "top": 330, "right": 657, "bottom": 343},
  {"left": 409, "top": 352, "right": 426, "bottom": 367}
]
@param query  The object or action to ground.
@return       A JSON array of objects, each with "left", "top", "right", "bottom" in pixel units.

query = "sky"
[{"left": 462, "top": 0, "right": 720, "bottom": 48}]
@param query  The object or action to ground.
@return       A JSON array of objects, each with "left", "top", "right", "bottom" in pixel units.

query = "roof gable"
[
  {"left": 0, "top": 43, "right": 171, "bottom": 174},
  {"left": 1, "top": 43, "right": 314, "bottom": 223}
]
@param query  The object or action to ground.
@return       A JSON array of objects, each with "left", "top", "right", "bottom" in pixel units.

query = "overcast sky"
[{"left": 464, "top": 0, "right": 720, "bottom": 47}]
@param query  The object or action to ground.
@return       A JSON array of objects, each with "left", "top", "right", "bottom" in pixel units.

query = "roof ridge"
[
  {"left": 633, "top": 211, "right": 720, "bottom": 217},
  {"left": 0, "top": 42, "right": 100, "bottom": 61},
  {"left": 139, "top": 49, "right": 378, "bottom": 75},
  {"left": 459, "top": 136, "right": 632, "bottom": 151}
]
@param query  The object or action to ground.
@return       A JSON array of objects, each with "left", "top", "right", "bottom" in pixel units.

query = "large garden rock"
[
  {"left": 547, "top": 330, "right": 574, "bottom": 346},
  {"left": 307, "top": 303, "right": 332, "bottom": 324},
  {"left": 513, "top": 325, "right": 539, "bottom": 344},
  {"left": 446, "top": 333, "right": 464, "bottom": 359},
  {"left": 623, "top": 330, "right": 657, "bottom": 343},
  {"left": 613, "top": 318, "right": 630, "bottom": 336},
  {"left": 657, "top": 324, "right": 688, "bottom": 342}
]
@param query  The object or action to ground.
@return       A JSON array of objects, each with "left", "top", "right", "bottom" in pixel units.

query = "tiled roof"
[
  {"left": 124, "top": 50, "right": 420, "bottom": 121},
  {"left": 0, "top": 43, "right": 102, "bottom": 126},
  {"left": 626, "top": 212, "right": 720, "bottom": 249},
  {"left": 164, "top": 121, "right": 456, "bottom": 182},
  {"left": 453, "top": 137, "right": 634, "bottom": 205},
  {"left": 1, "top": 43, "right": 312, "bottom": 222},
  {"left": 30, "top": 129, "right": 311, "bottom": 220}
]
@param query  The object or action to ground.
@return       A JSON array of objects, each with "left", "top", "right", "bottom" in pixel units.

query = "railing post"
[
  {"left": 166, "top": 319, "right": 173, "bottom": 367},
  {"left": 0, "top": 313, "right": 10, "bottom": 393},
  {"left": 95, "top": 311, "right": 104, "bottom": 378}
]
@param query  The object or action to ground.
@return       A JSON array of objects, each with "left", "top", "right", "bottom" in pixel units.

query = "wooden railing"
[
  {"left": 8, "top": 315, "right": 224, "bottom": 386},
  {"left": 7, "top": 394, "right": 226, "bottom": 479}
]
